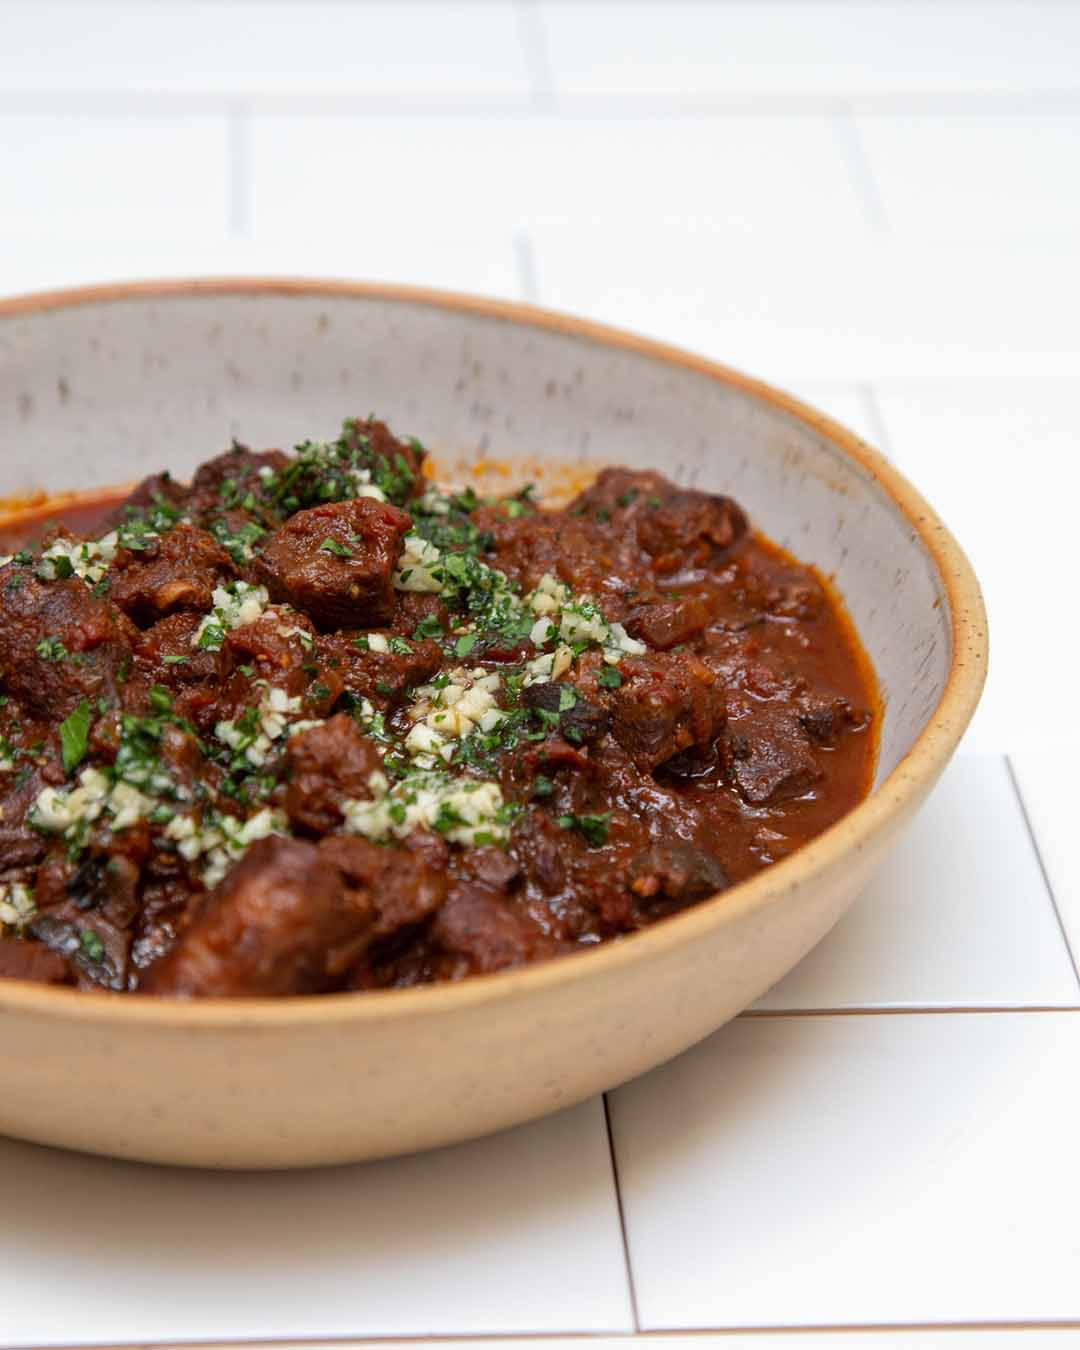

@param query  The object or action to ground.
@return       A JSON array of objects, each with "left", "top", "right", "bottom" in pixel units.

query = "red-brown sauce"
[{"left": 0, "top": 420, "right": 877, "bottom": 997}]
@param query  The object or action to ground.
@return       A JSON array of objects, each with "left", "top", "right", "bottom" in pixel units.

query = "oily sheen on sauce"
[{"left": 0, "top": 418, "right": 876, "bottom": 997}]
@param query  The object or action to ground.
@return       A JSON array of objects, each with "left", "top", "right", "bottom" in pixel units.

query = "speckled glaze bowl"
[{"left": 0, "top": 280, "right": 986, "bottom": 1168}]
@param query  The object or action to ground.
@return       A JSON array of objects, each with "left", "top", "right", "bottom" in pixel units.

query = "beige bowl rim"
[{"left": 0, "top": 276, "right": 989, "bottom": 1029}]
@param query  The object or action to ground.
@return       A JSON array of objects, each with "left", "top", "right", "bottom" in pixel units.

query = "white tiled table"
[{"left": 2, "top": 2, "right": 1079, "bottom": 1345}]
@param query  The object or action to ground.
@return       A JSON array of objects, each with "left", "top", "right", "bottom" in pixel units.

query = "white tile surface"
[
  {"left": 529, "top": 224, "right": 1080, "bottom": 380},
  {"left": 248, "top": 112, "right": 868, "bottom": 236},
  {"left": 0, "top": 1098, "right": 632, "bottom": 1347},
  {"left": 610, "top": 1012, "right": 1080, "bottom": 1329},
  {"left": 538, "top": 2, "right": 1080, "bottom": 99},
  {"left": 871, "top": 380, "right": 1077, "bottom": 752},
  {"left": 0, "top": 2, "right": 531, "bottom": 98},
  {"left": 1011, "top": 749, "right": 1080, "bottom": 980},
  {"left": 0, "top": 112, "right": 229, "bottom": 239},
  {"left": 756, "top": 755, "right": 1078, "bottom": 1011},
  {"left": 858, "top": 113, "right": 1080, "bottom": 240},
  {"left": 0, "top": 235, "right": 523, "bottom": 304}
]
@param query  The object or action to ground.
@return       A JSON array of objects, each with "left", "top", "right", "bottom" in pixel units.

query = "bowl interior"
[{"left": 0, "top": 284, "right": 951, "bottom": 785}]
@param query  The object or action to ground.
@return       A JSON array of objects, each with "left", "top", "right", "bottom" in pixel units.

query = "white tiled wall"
[
  {"left": 2, "top": 2, "right": 1078, "bottom": 1344},
  {"left": 0, "top": 3, "right": 533, "bottom": 97}
]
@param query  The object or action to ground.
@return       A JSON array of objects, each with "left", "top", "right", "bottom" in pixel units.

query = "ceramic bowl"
[{"left": 0, "top": 279, "right": 986, "bottom": 1169}]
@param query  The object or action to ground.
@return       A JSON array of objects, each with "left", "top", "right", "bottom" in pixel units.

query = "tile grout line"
[
  {"left": 836, "top": 103, "right": 890, "bottom": 236},
  {"left": 226, "top": 98, "right": 250, "bottom": 238},
  {"left": 37, "top": 1316, "right": 1080, "bottom": 1349},
  {"left": 1005, "top": 755, "right": 1080, "bottom": 988},
  {"left": 602, "top": 1092, "right": 642, "bottom": 1334},
  {"left": 858, "top": 381, "right": 894, "bottom": 458},
  {"left": 6, "top": 89, "right": 1080, "bottom": 119},
  {"left": 513, "top": 230, "right": 541, "bottom": 303},
  {"left": 514, "top": 0, "right": 557, "bottom": 112},
  {"left": 741, "top": 1005, "right": 1080, "bottom": 1019}
]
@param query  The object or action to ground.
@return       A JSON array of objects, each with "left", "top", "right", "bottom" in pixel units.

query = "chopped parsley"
[
  {"left": 35, "top": 636, "right": 69, "bottom": 662},
  {"left": 597, "top": 664, "right": 623, "bottom": 689},
  {"left": 114, "top": 713, "right": 179, "bottom": 798},
  {"left": 557, "top": 811, "right": 612, "bottom": 847},
  {"left": 79, "top": 928, "right": 105, "bottom": 963},
  {"left": 197, "top": 623, "right": 225, "bottom": 650},
  {"left": 39, "top": 554, "right": 74, "bottom": 580},
  {"left": 262, "top": 419, "right": 416, "bottom": 513},
  {"left": 319, "top": 536, "right": 354, "bottom": 558},
  {"left": 117, "top": 493, "right": 183, "bottom": 551},
  {"left": 149, "top": 685, "right": 173, "bottom": 715},
  {"left": 59, "top": 700, "right": 93, "bottom": 775},
  {"left": 208, "top": 515, "right": 266, "bottom": 565}
]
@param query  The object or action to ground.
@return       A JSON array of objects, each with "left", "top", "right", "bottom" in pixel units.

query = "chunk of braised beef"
[
  {"left": 255, "top": 497, "right": 411, "bottom": 630},
  {"left": 509, "top": 810, "right": 569, "bottom": 897},
  {"left": 0, "top": 936, "right": 71, "bottom": 984},
  {"left": 636, "top": 486, "right": 748, "bottom": 575},
  {"left": 521, "top": 681, "right": 611, "bottom": 746},
  {"left": 610, "top": 649, "right": 726, "bottom": 771},
  {"left": 629, "top": 841, "right": 729, "bottom": 913},
  {"left": 799, "top": 695, "right": 869, "bottom": 746},
  {"left": 725, "top": 700, "right": 823, "bottom": 804},
  {"left": 302, "top": 668, "right": 345, "bottom": 718},
  {"left": 391, "top": 591, "right": 450, "bottom": 640},
  {"left": 525, "top": 735, "right": 592, "bottom": 776},
  {"left": 0, "top": 765, "right": 51, "bottom": 870},
  {"left": 338, "top": 416, "right": 427, "bottom": 503},
  {"left": 623, "top": 593, "right": 713, "bottom": 649},
  {"left": 0, "top": 566, "right": 137, "bottom": 719},
  {"left": 129, "top": 879, "right": 193, "bottom": 974},
  {"left": 222, "top": 609, "right": 316, "bottom": 689},
  {"left": 28, "top": 910, "right": 129, "bottom": 991},
  {"left": 135, "top": 611, "right": 224, "bottom": 687},
  {"left": 428, "top": 847, "right": 556, "bottom": 976},
  {"left": 282, "top": 714, "right": 383, "bottom": 835},
  {"left": 567, "top": 468, "right": 748, "bottom": 575},
  {"left": 733, "top": 551, "right": 826, "bottom": 622},
  {"left": 142, "top": 835, "right": 374, "bottom": 997},
  {"left": 482, "top": 512, "right": 653, "bottom": 619},
  {"left": 429, "top": 891, "right": 534, "bottom": 977},
  {"left": 318, "top": 833, "right": 446, "bottom": 940},
  {"left": 655, "top": 740, "right": 722, "bottom": 782},
  {"left": 37, "top": 852, "right": 143, "bottom": 931},
  {"left": 315, "top": 631, "right": 443, "bottom": 710},
  {"left": 187, "top": 445, "right": 288, "bottom": 518},
  {"left": 202, "top": 508, "right": 270, "bottom": 579},
  {"left": 109, "top": 524, "right": 234, "bottom": 626},
  {"left": 565, "top": 467, "right": 672, "bottom": 525},
  {"left": 510, "top": 803, "right": 636, "bottom": 937}
]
